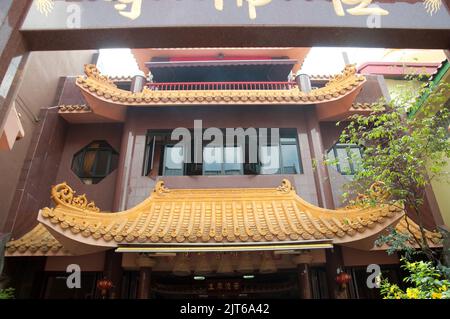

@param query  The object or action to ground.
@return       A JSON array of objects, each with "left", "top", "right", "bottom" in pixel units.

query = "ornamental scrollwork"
[
  {"left": 153, "top": 181, "right": 171, "bottom": 195},
  {"left": 51, "top": 182, "right": 100, "bottom": 212},
  {"left": 83, "top": 64, "right": 116, "bottom": 87},
  {"left": 277, "top": 179, "right": 295, "bottom": 193},
  {"left": 346, "top": 181, "right": 390, "bottom": 209}
]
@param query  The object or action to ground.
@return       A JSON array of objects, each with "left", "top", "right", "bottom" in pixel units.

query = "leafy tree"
[
  {"left": 380, "top": 259, "right": 450, "bottom": 299},
  {"left": 326, "top": 77, "right": 450, "bottom": 263},
  {"left": 0, "top": 287, "right": 14, "bottom": 299}
]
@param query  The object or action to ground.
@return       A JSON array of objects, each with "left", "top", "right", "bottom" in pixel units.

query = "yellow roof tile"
[
  {"left": 7, "top": 180, "right": 442, "bottom": 256},
  {"left": 75, "top": 64, "right": 366, "bottom": 106}
]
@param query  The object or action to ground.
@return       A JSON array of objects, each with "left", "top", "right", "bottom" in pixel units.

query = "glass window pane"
[
  {"left": 281, "top": 144, "right": 300, "bottom": 174},
  {"left": 223, "top": 146, "right": 243, "bottom": 175},
  {"left": 93, "top": 150, "right": 110, "bottom": 176},
  {"left": 72, "top": 152, "right": 84, "bottom": 176},
  {"left": 163, "top": 146, "right": 184, "bottom": 176},
  {"left": 259, "top": 145, "right": 280, "bottom": 175},
  {"left": 336, "top": 147, "right": 351, "bottom": 174},
  {"left": 349, "top": 147, "right": 362, "bottom": 173},
  {"left": 327, "top": 148, "right": 336, "bottom": 161},
  {"left": 203, "top": 146, "right": 223, "bottom": 175},
  {"left": 82, "top": 150, "right": 98, "bottom": 177}
]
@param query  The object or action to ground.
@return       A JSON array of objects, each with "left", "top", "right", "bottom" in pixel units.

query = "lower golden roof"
[
  {"left": 6, "top": 224, "right": 69, "bottom": 256},
  {"left": 6, "top": 180, "right": 441, "bottom": 256}
]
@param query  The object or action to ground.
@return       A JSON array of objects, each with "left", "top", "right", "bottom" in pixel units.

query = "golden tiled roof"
[
  {"left": 6, "top": 224, "right": 69, "bottom": 256},
  {"left": 75, "top": 64, "right": 366, "bottom": 106},
  {"left": 36, "top": 180, "right": 405, "bottom": 247},
  {"left": 7, "top": 180, "right": 441, "bottom": 256},
  {"left": 394, "top": 217, "right": 442, "bottom": 246},
  {"left": 350, "top": 102, "right": 378, "bottom": 111},
  {"left": 58, "top": 104, "right": 91, "bottom": 113}
]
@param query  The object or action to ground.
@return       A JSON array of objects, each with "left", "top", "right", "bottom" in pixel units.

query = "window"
[
  {"left": 143, "top": 128, "right": 302, "bottom": 176},
  {"left": 71, "top": 141, "right": 119, "bottom": 184},
  {"left": 203, "top": 145, "right": 243, "bottom": 175},
  {"left": 327, "top": 143, "right": 362, "bottom": 175},
  {"left": 259, "top": 130, "right": 302, "bottom": 175},
  {"left": 163, "top": 145, "right": 185, "bottom": 176}
]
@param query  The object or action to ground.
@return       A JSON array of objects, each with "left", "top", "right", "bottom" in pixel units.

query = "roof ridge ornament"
[
  {"left": 51, "top": 182, "right": 100, "bottom": 212},
  {"left": 153, "top": 180, "right": 170, "bottom": 195},
  {"left": 83, "top": 64, "right": 117, "bottom": 88},
  {"left": 277, "top": 179, "right": 294, "bottom": 193},
  {"left": 346, "top": 181, "right": 391, "bottom": 209}
]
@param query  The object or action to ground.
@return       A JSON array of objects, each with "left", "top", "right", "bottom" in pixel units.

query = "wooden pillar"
[
  {"left": 297, "top": 264, "right": 312, "bottom": 299},
  {"left": 293, "top": 254, "right": 313, "bottom": 299},
  {"left": 325, "top": 246, "right": 349, "bottom": 299},
  {"left": 136, "top": 255, "right": 156, "bottom": 299},
  {"left": 137, "top": 267, "right": 152, "bottom": 299},
  {"left": 103, "top": 250, "right": 123, "bottom": 299}
]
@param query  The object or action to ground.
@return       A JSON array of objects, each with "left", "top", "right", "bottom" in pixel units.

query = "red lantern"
[
  {"left": 96, "top": 278, "right": 113, "bottom": 299},
  {"left": 335, "top": 271, "right": 351, "bottom": 289}
]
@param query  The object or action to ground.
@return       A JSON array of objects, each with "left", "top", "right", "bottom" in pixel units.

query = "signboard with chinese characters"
[{"left": 22, "top": 0, "right": 450, "bottom": 30}]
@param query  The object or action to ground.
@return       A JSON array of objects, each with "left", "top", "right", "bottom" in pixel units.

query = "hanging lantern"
[
  {"left": 335, "top": 270, "right": 351, "bottom": 289},
  {"left": 96, "top": 277, "right": 113, "bottom": 299}
]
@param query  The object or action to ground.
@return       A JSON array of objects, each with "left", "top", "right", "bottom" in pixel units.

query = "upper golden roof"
[{"left": 75, "top": 64, "right": 365, "bottom": 106}]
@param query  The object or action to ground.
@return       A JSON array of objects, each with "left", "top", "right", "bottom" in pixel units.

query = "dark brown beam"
[{"left": 21, "top": 27, "right": 450, "bottom": 51}]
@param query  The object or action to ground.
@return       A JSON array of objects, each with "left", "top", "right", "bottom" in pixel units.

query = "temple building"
[{"left": 0, "top": 46, "right": 446, "bottom": 299}]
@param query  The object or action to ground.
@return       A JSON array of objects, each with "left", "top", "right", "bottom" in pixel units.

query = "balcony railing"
[{"left": 146, "top": 81, "right": 297, "bottom": 91}]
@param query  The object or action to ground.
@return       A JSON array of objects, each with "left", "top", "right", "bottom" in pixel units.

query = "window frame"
[
  {"left": 162, "top": 144, "right": 186, "bottom": 176},
  {"left": 328, "top": 143, "right": 362, "bottom": 175},
  {"left": 202, "top": 144, "right": 244, "bottom": 176},
  {"left": 144, "top": 128, "right": 303, "bottom": 177},
  {"left": 71, "top": 141, "right": 119, "bottom": 182}
]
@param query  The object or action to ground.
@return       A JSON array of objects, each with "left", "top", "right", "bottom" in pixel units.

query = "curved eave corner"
[
  {"left": 75, "top": 64, "right": 366, "bottom": 121},
  {"left": 5, "top": 224, "right": 71, "bottom": 257}
]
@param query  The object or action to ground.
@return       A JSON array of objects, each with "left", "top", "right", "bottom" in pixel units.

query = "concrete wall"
[{"left": 0, "top": 50, "right": 96, "bottom": 234}]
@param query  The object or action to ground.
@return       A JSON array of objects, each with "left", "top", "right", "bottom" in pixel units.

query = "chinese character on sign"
[
  {"left": 34, "top": 0, "right": 444, "bottom": 21},
  {"left": 332, "top": 0, "right": 389, "bottom": 16},
  {"left": 104, "top": 0, "right": 143, "bottom": 20},
  {"left": 214, "top": 0, "right": 273, "bottom": 20}
]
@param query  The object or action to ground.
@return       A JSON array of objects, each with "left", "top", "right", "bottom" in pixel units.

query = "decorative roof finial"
[
  {"left": 51, "top": 182, "right": 99, "bottom": 212},
  {"left": 153, "top": 180, "right": 170, "bottom": 195},
  {"left": 277, "top": 179, "right": 294, "bottom": 193}
]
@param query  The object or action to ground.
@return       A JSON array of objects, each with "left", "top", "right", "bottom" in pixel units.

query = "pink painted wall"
[
  {"left": 115, "top": 106, "right": 320, "bottom": 210},
  {"left": 55, "top": 123, "right": 123, "bottom": 211},
  {"left": 45, "top": 252, "right": 106, "bottom": 271},
  {"left": 342, "top": 246, "right": 399, "bottom": 267}
]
